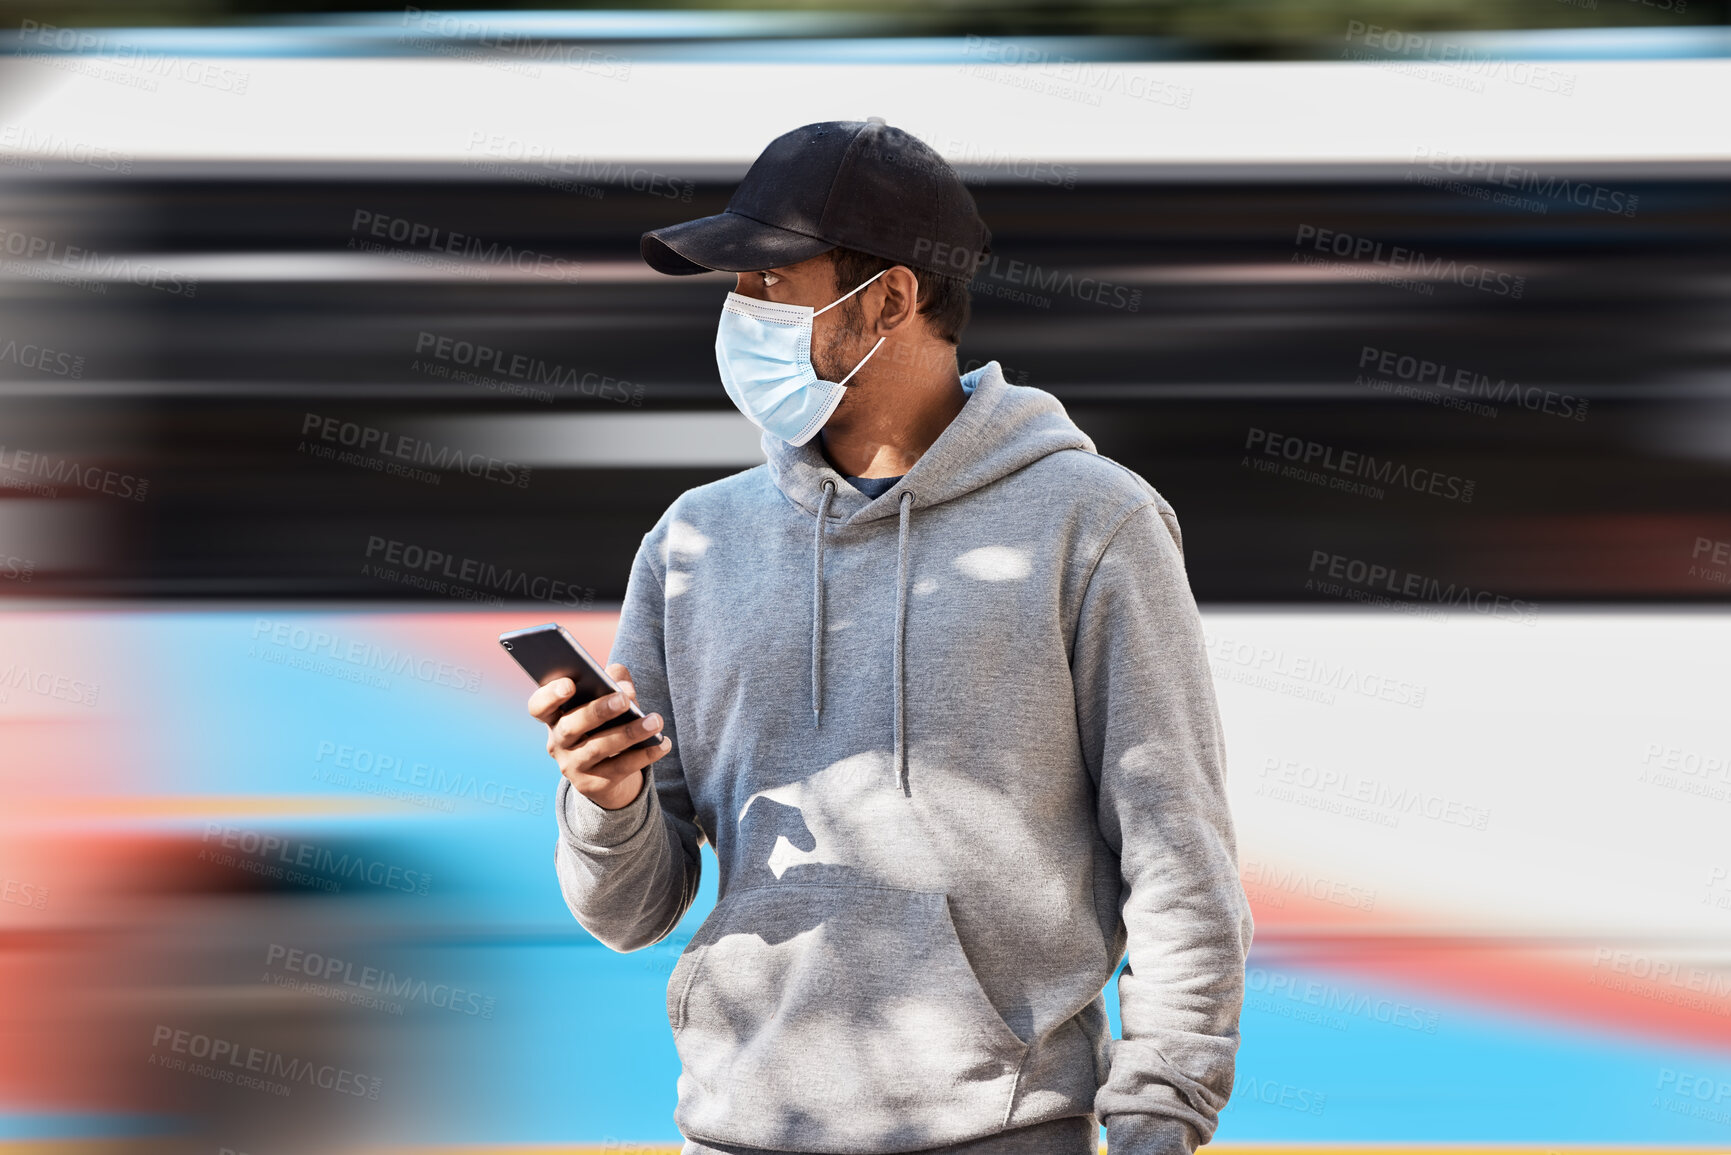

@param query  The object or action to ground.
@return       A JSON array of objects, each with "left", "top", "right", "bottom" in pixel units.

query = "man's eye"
[{"left": 761, "top": 272, "right": 781, "bottom": 287}]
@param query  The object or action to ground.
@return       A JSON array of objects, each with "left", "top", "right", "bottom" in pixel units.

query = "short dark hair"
[{"left": 829, "top": 247, "right": 971, "bottom": 346}]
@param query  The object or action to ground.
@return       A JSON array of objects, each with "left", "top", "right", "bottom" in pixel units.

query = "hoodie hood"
[
  {"left": 762, "top": 359, "right": 1097, "bottom": 525},
  {"left": 761, "top": 360, "right": 1096, "bottom": 793}
]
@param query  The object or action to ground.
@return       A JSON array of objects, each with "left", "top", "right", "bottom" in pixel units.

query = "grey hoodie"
[{"left": 553, "top": 360, "right": 1253, "bottom": 1155}]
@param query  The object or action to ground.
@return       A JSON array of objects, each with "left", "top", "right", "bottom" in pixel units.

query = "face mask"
[{"left": 714, "top": 268, "right": 891, "bottom": 446}]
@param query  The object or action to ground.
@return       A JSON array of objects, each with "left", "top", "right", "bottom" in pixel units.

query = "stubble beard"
[{"left": 812, "top": 298, "right": 872, "bottom": 397}]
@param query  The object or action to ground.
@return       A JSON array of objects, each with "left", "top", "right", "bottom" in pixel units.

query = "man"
[{"left": 530, "top": 120, "right": 1253, "bottom": 1155}]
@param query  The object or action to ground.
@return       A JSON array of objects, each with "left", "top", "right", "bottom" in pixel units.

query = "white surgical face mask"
[{"left": 714, "top": 268, "right": 891, "bottom": 446}]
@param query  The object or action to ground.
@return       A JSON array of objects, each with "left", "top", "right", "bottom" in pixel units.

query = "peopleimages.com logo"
[
  {"left": 15, "top": 21, "right": 251, "bottom": 95},
  {"left": 0, "top": 125, "right": 133, "bottom": 175},
  {"left": 0, "top": 336, "right": 84, "bottom": 378},
  {"left": 0, "top": 663, "right": 100, "bottom": 708},
  {"left": 199, "top": 823, "right": 432, "bottom": 895},
  {"left": 1245, "top": 427, "right": 1475, "bottom": 504},
  {"left": 300, "top": 412, "right": 532, "bottom": 488},
  {"left": 350, "top": 210, "right": 580, "bottom": 280},
  {"left": 1357, "top": 345, "right": 1587, "bottom": 421},
  {"left": 1307, "top": 549, "right": 1538, "bottom": 624},
  {"left": 1295, "top": 225, "right": 1525, "bottom": 299},
  {"left": 247, "top": 618, "right": 483, "bottom": 693},
  {"left": 0, "top": 226, "right": 198, "bottom": 297},
  {"left": 910, "top": 238, "right": 1141, "bottom": 312},
  {"left": 412, "top": 332, "right": 642, "bottom": 404},
  {"left": 1409, "top": 148, "right": 1638, "bottom": 217},
  {"left": 1340, "top": 21, "right": 1577, "bottom": 96},
  {"left": 362, "top": 536, "right": 595, "bottom": 607},
  {"left": 462, "top": 133, "right": 693, "bottom": 200},
  {"left": 264, "top": 943, "right": 497, "bottom": 1018},
  {"left": 149, "top": 1025, "right": 382, "bottom": 1099}
]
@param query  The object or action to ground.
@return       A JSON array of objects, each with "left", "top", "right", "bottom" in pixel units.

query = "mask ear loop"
[
  {"left": 813, "top": 267, "right": 912, "bottom": 388},
  {"left": 833, "top": 336, "right": 885, "bottom": 387},
  {"left": 813, "top": 267, "right": 891, "bottom": 316}
]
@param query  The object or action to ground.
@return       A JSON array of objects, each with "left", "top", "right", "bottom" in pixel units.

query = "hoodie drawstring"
[
  {"left": 810, "top": 480, "right": 916, "bottom": 795},
  {"left": 892, "top": 490, "right": 913, "bottom": 795},
  {"left": 812, "top": 479, "right": 835, "bottom": 723}
]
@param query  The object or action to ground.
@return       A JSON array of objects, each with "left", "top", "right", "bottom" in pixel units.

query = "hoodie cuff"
[
  {"left": 1105, "top": 1115, "right": 1201, "bottom": 1155},
  {"left": 556, "top": 771, "right": 657, "bottom": 852}
]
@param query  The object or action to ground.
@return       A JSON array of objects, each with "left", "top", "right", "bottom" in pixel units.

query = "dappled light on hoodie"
[
  {"left": 661, "top": 519, "right": 713, "bottom": 599},
  {"left": 953, "top": 545, "right": 1034, "bottom": 582},
  {"left": 665, "top": 519, "right": 714, "bottom": 562}
]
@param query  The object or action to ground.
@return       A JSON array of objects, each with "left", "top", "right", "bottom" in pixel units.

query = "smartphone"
[{"left": 498, "top": 623, "right": 663, "bottom": 752}]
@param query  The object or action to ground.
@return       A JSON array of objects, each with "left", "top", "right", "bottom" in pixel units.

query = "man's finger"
[
  {"left": 527, "top": 678, "right": 576, "bottom": 724},
  {"left": 570, "top": 711, "right": 665, "bottom": 766},
  {"left": 607, "top": 662, "right": 638, "bottom": 701},
  {"left": 550, "top": 690, "right": 636, "bottom": 750},
  {"left": 570, "top": 734, "right": 672, "bottom": 789}
]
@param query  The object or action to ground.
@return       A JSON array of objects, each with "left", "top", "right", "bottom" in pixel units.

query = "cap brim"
[{"left": 640, "top": 211, "right": 836, "bottom": 276}]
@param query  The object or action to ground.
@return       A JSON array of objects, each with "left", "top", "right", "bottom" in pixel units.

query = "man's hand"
[{"left": 530, "top": 662, "right": 672, "bottom": 811}]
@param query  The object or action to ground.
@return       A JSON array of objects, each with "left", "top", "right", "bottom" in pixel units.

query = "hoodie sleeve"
[
  {"left": 1072, "top": 497, "right": 1254, "bottom": 1155},
  {"left": 553, "top": 525, "right": 705, "bottom": 953}
]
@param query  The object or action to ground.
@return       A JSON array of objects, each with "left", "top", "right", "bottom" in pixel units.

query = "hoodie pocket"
[{"left": 668, "top": 882, "right": 1031, "bottom": 1153}]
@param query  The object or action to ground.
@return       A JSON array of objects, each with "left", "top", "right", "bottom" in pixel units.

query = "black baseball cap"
[{"left": 640, "top": 119, "right": 991, "bottom": 282}]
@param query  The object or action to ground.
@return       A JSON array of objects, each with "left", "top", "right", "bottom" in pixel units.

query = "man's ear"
[{"left": 873, "top": 265, "right": 922, "bottom": 336}]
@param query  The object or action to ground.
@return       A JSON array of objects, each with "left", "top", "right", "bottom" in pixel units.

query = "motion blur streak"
[
  {"left": 5, "top": 607, "right": 1731, "bottom": 1151},
  {"left": 1, "top": 11, "right": 1729, "bottom": 1154}
]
